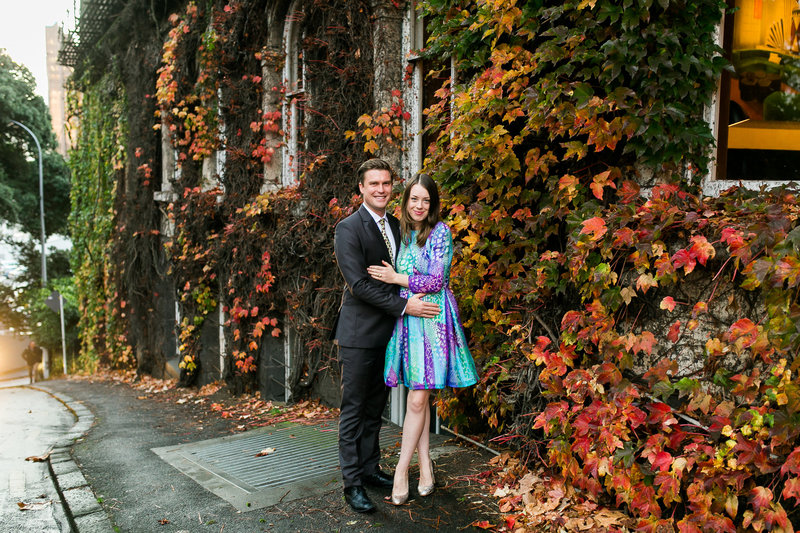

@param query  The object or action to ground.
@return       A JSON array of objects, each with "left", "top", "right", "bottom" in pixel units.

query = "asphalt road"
[
  {"left": 0, "top": 384, "right": 74, "bottom": 532},
  {"left": 41, "top": 378, "right": 498, "bottom": 533}
]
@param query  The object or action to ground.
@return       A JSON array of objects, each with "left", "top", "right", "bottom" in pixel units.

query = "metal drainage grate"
[{"left": 152, "top": 421, "right": 403, "bottom": 511}]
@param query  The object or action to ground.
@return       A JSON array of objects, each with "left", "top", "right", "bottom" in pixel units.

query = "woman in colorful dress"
[{"left": 367, "top": 173, "right": 479, "bottom": 505}]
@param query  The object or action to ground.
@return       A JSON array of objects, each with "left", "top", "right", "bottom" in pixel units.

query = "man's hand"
[{"left": 405, "top": 293, "right": 440, "bottom": 318}]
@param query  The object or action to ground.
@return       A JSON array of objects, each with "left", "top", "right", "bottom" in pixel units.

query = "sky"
[{"left": 0, "top": 0, "right": 77, "bottom": 102}]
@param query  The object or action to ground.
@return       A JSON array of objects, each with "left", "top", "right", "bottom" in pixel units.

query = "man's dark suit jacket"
[{"left": 333, "top": 205, "right": 407, "bottom": 348}]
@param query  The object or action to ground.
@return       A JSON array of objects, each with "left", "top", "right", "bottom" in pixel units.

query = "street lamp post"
[
  {"left": 9, "top": 120, "right": 47, "bottom": 285},
  {"left": 9, "top": 119, "right": 49, "bottom": 378}
]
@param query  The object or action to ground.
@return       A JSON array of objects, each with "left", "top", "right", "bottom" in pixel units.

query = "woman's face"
[{"left": 406, "top": 183, "right": 430, "bottom": 227}]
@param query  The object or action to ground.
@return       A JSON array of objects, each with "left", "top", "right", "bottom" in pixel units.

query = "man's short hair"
[{"left": 357, "top": 158, "right": 393, "bottom": 184}]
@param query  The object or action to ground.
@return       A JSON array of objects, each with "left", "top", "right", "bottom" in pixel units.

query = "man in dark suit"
[{"left": 333, "top": 158, "right": 439, "bottom": 513}]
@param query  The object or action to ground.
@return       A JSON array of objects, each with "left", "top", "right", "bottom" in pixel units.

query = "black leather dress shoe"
[
  {"left": 363, "top": 470, "right": 394, "bottom": 489},
  {"left": 344, "top": 486, "right": 376, "bottom": 513}
]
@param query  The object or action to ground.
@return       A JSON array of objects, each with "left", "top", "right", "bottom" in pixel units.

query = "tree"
[
  {"left": 0, "top": 49, "right": 70, "bottom": 237},
  {"left": 0, "top": 236, "right": 75, "bottom": 348}
]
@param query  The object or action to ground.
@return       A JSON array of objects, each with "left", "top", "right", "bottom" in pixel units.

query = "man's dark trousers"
[{"left": 339, "top": 346, "right": 390, "bottom": 488}]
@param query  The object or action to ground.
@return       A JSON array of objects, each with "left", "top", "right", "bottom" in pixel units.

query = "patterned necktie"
[{"left": 379, "top": 218, "right": 393, "bottom": 257}]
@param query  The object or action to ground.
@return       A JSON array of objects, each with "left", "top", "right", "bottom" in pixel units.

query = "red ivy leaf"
[
  {"left": 750, "top": 486, "right": 773, "bottom": 513},
  {"left": 672, "top": 248, "right": 696, "bottom": 274},
  {"left": 781, "top": 476, "right": 800, "bottom": 504},
  {"left": 667, "top": 321, "right": 681, "bottom": 343},
  {"left": 651, "top": 451, "right": 672, "bottom": 472},
  {"left": 781, "top": 447, "right": 800, "bottom": 476},
  {"left": 580, "top": 216, "right": 607, "bottom": 241},
  {"left": 689, "top": 235, "right": 715, "bottom": 266}
]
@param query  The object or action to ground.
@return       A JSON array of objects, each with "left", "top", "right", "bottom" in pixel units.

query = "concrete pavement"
[
  {"left": 37, "top": 378, "right": 498, "bottom": 533},
  {"left": 0, "top": 384, "right": 73, "bottom": 532}
]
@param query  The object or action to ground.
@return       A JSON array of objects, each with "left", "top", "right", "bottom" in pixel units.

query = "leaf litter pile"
[
  {"left": 68, "top": 368, "right": 637, "bottom": 532},
  {"left": 473, "top": 453, "right": 635, "bottom": 532},
  {"left": 69, "top": 368, "right": 337, "bottom": 433}
]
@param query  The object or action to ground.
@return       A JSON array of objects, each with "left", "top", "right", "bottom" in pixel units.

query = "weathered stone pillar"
[
  {"left": 261, "top": 45, "right": 285, "bottom": 191},
  {"left": 371, "top": 0, "right": 405, "bottom": 172}
]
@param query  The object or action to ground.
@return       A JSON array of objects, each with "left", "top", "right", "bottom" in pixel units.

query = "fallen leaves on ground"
[
  {"left": 17, "top": 500, "right": 52, "bottom": 511},
  {"left": 25, "top": 449, "right": 51, "bottom": 462},
  {"left": 255, "top": 447, "right": 276, "bottom": 457},
  {"left": 67, "top": 368, "right": 338, "bottom": 432},
  {"left": 482, "top": 452, "right": 634, "bottom": 532}
]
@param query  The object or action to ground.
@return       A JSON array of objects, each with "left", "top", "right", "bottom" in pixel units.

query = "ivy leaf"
[
  {"left": 672, "top": 249, "right": 696, "bottom": 274},
  {"left": 689, "top": 235, "right": 715, "bottom": 266},
  {"left": 580, "top": 217, "right": 607, "bottom": 241},
  {"left": 618, "top": 181, "right": 640, "bottom": 203},
  {"left": 572, "top": 82, "right": 594, "bottom": 107},
  {"left": 725, "top": 492, "right": 738, "bottom": 518},
  {"left": 660, "top": 296, "right": 676, "bottom": 311},
  {"left": 667, "top": 320, "right": 681, "bottom": 342},
  {"left": 780, "top": 447, "right": 800, "bottom": 476},
  {"left": 620, "top": 287, "right": 636, "bottom": 305},
  {"left": 652, "top": 380, "right": 674, "bottom": 401},
  {"left": 781, "top": 476, "right": 800, "bottom": 504},
  {"left": 749, "top": 486, "right": 773, "bottom": 513},
  {"left": 636, "top": 273, "right": 657, "bottom": 293}
]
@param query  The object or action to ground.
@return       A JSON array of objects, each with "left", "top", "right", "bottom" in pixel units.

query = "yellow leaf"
[
  {"left": 620, "top": 287, "right": 636, "bottom": 305},
  {"left": 463, "top": 231, "right": 481, "bottom": 247}
]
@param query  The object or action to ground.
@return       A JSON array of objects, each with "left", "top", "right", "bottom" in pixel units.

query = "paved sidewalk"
[
  {"left": 40, "top": 378, "right": 498, "bottom": 533},
  {"left": 0, "top": 385, "right": 73, "bottom": 532},
  {"left": 43, "top": 389, "right": 115, "bottom": 532}
]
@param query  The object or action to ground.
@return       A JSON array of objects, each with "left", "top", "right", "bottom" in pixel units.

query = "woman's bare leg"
[
  {"left": 393, "top": 389, "right": 431, "bottom": 496},
  {"left": 418, "top": 404, "right": 433, "bottom": 486}
]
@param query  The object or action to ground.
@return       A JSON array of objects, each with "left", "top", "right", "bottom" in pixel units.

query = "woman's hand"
[{"left": 368, "top": 260, "right": 398, "bottom": 285}]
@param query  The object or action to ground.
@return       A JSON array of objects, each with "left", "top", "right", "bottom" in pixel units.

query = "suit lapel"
[{"left": 359, "top": 206, "right": 392, "bottom": 262}]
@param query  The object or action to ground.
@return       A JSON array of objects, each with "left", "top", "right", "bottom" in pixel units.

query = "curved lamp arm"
[{"left": 8, "top": 120, "right": 47, "bottom": 286}]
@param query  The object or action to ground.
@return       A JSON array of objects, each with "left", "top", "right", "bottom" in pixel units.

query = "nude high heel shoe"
[
  {"left": 418, "top": 459, "right": 435, "bottom": 497},
  {"left": 388, "top": 474, "right": 409, "bottom": 506},
  {"left": 389, "top": 490, "right": 409, "bottom": 506}
]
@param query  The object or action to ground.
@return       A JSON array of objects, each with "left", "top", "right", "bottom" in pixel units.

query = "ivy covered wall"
[{"left": 66, "top": 0, "right": 800, "bottom": 528}]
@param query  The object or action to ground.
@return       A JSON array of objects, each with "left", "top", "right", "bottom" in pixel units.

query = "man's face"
[{"left": 359, "top": 169, "right": 392, "bottom": 215}]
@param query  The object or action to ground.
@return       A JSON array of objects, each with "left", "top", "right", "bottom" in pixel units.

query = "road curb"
[{"left": 42, "top": 389, "right": 115, "bottom": 533}]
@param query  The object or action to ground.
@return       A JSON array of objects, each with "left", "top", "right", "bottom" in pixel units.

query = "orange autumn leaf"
[
  {"left": 689, "top": 235, "right": 715, "bottom": 266},
  {"left": 580, "top": 216, "right": 607, "bottom": 241}
]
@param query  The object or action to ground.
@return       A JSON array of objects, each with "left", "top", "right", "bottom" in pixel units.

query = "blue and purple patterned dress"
[{"left": 384, "top": 221, "right": 479, "bottom": 390}]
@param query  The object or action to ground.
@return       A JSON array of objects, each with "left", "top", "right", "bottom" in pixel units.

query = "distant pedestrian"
[
  {"left": 367, "top": 173, "right": 478, "bottom": 506},
  {"left": 21, "top": 341, "right": 43, "bottom": 384},
  {"left": 333, "top": 158, "right": 440, "bottom": 514}
]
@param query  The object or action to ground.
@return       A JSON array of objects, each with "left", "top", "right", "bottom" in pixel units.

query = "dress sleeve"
[{"left": 408, "top": 223, "right": 453, "bottom": 294}]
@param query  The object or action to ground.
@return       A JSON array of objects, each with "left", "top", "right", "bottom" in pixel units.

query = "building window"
[
  {"left": 717, "top": 0, "right": 800, "bottom": 181},
  {"left": 283, "top": 3, "right": 306, "bottom": 186}
]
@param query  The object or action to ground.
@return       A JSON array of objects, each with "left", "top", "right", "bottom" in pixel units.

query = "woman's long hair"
[{"left": 400, "top": 173, "right": 441, "bottom": 247}]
